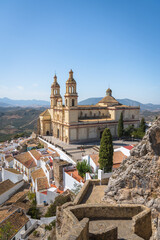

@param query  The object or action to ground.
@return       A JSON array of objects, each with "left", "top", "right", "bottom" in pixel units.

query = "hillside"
[
  {"left": 0, "top": 107, "right": 46, "bottom": 142},
  {"left": 0, "top": 97, "right": 50, "bottom": 107}
]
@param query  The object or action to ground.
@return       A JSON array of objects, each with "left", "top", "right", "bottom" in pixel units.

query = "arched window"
[
  {"left": 72, "top": 99, "right": 74, "bottom": 106},
  {"left": 90, "top": 111, "right": 92, "bottom": 116},
  {"left": 69, "top": 87, "right": 71, "bottom": 93},
  {"left": 72, "top": 86, "right": 74, "bottom": 93}
]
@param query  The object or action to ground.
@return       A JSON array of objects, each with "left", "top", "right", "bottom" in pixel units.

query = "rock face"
[{"left": 104, "top": 117, "right": 160, "bottom": 238}]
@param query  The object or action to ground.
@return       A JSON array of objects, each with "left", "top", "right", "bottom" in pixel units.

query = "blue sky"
[{"left": 0, "top": 0, "right": 160, "bottom": 104}]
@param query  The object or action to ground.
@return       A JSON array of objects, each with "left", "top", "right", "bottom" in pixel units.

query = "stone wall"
[
  {"left": 58, "top": 218, "right": 89, "bottom": 240},
  {"left": 133, "top": 208, "right": 152, "bottom": 240},
  {"left": 56, "top": 179, "right": 152, "bottom": 240}
]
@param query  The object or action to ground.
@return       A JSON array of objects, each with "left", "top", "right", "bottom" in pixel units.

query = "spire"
[
  {"left": 54, "top": 74, "right": 57, "bottom": 82},
  {"left": 69, "top": 69, "right": 73, "bottom": 79},
  {"left": 106, "top": 88, "right": 112, "bottom": 96}
]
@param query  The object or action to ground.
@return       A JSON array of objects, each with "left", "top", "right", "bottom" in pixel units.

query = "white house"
[
  {"left": 13, "top": 151, "right": 37, "bottom": 181},
  {"left": 4, "top": 155, "right": 14, "bottom": 168},
  {"left": 63, "top": 165, "right": 84, "bottom": 191},
  {"left": 2, "top": 168, "right": 23, "bottom": 183}
]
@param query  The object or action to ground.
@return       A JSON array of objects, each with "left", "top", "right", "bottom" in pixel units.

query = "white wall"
[
  {"left": 36, "top": 189, "right": 58, "bottom": 205},
  {"left": 2, "top": 168, "right": 23, "bottom": 183},
  {"left": 12, "top": 220, "right": 31, "bottom": 240},
  {"left": 98, "top": 169, "right": 112, "bottom": 180},
  {"left": 38, "top": 137, "right": 75, "bottom": 165},
  {"left": 63, "top": 171, "right": 84, "bottom": 191},
  {"left": 0, "top": 180, "right": 24, "bottom": 205}
]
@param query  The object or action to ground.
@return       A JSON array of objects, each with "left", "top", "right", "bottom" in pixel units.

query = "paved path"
[{"left": 43, "top": 136, "right": 139, "bottom": 163}]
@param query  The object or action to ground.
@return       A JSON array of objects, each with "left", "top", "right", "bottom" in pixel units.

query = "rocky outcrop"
[{"left": 104, "top": 117, "right": 160, "bottom": 239}]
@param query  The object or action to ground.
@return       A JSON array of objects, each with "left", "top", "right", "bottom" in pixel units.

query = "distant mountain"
[
  {"left": 1, "top": 97, "right": 160, "bottom": 111},
  {"left": 0, "top": 97, "right": 50, "bottom": 107},
  {"left": 78, "top": 97, "right": 160, "bottom": 111}
]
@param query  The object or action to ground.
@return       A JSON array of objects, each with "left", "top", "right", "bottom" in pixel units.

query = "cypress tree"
[
  {"left": 118, "top": 112, "right": 124, "bottom": 138},
  {"left": 99, "top": 128, "right": 113, "bottom": 172},
  {"left": 140, "top": 117, "right": 146, "bottom": 133}
]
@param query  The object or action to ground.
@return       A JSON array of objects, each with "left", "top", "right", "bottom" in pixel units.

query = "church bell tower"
[
  {"left": 64, "top": 70, "right": 78, "bottom": 108},
  {"left": 50, "top": 74, "right": 62, "bottom": 108}
]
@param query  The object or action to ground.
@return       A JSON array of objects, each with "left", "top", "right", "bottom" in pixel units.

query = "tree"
[
  {"left": 140, "top": 117, "right": 146, "bottom": 133},
  {"left": 118, "top": 112, "right": 124, "bottom": 138},
  {"left": 76, "top": 160, "right": 92, "bottom": 178},
  {"left": 99, "top": 128, "right": 113, "bottom": 172}
]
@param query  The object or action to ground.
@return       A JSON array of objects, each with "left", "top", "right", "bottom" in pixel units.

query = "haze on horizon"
[{"left": 0, "top": 0, "right": 160, "bottom": 104}]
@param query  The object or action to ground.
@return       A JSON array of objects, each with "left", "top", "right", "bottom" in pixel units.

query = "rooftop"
[
  {"left": 123, "top": 145, "right": 134, "bottom": 150},
  {"left": 15, "top": 152, "right": 36, "bottom": 169},
  {"left": 37, "top": 177, "right": 49, "bottom": 191},
  {"left": 5, "top": 155, "right": 14, "bottom": 162},
  {"left": 31, "top": 168, "right": 46, "bottom": 182},
  {"left": 30, "top": 149, "right": 42, "bottom": 160},
  {"left": 113, "top": 151, "right": 127, "bottom": 169},
  {"left": 0, "top": 179, "right": 15, "bottom": 195},
  {"left": 89, "top": 154, "right": 99, "bottom": 167},
  {"left": 65, "top": 169, "right": 85, "bottom": 183},
  {"left": 0, "top": 210, "right": 29, "bottom": 239}
]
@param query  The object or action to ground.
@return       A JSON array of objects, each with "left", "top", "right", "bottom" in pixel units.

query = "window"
[
  {"left": 72, "top": 99, "right": 74, "bottom": 106},
  {"left": 72, "top": 86, "right": 74, "bottom": 93}
]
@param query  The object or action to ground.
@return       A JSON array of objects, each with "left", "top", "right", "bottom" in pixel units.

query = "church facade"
[{"left": 39, "top": 70, "right": 140, "bottom": 143}]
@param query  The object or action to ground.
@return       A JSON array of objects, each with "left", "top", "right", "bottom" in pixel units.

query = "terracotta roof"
[
  {"left": 0, "top": 179, "right": 15, "bottom": 195},
  {"left": 0, "top": 208, "right": 15, "bottom": 222},
  {"left": 89, "top": 154, "right": 99, "bottom": 167},
  {"left": 30, "top": 149, "right": 42, "bottom": 160},
  {"left": 37, "top": 177, "right": 49, "bottom": 191},
  {"left": 65, "top": 169, "right": 85, "bottom": 183},
  {"left": 113, "top": 151, "right": 127, "bottom": 166},
  {"left": 15, "top": 152, "right": 36, "bottom": 169},
  {"left": 123, "top": 145, "right": 133, "bottom": 150},
  {"left": 50, "top": 184, "right": 64, "bottom": 194},
  {"left": 31, "top": 168, "right": 46, "bottom": 183},
  {"left": 5, "top": 168, "right": 21, "bottom": 174},
  {"left": 0, "top": 210, "right": 29, "bottom": 239},
  {"left": 5, "top": 155, "right": 14, "bottom": 162},
  {"left": 6, "top": 190, "right": 29, "bottom": 204}
]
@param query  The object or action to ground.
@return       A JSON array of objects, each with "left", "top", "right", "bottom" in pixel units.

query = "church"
[{"left": 39, "top": 70, "right": 140, "bottom": 143}]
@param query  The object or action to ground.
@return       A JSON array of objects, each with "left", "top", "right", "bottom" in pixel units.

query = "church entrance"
[{"left": 46, "top": 131, "right": 50, "bottom": 136}]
